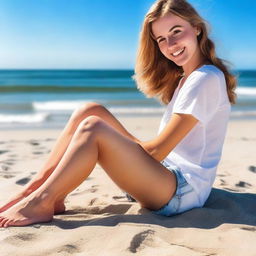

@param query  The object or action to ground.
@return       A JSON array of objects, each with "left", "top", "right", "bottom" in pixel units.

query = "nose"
[{"left": 167, "top": 37, "right": 176, "bottom": 49}]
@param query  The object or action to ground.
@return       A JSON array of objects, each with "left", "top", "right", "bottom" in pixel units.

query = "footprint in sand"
[
  {"left": 3, "top": 174, "right": 15, "bottom": 179},
  {"left": 88, "top": 185, "right": 99, "bottom": 193},
  {"left": 57, "top": 244, "right": 80, "bottom": 254},
  {"left": 46, "top": 138, "right": 55, "bottom": 142},
  {"left": 235, "top": 181, "right": 252, "bottom": 188},
  {"left": 219, "top": 179, "right": 227, "bottom": 186},
  {"left": 28, "top": 140, "right": 40, "bottom": 146},
  {"left": 89, "top": 198, "right": 98, "bottom": 206},
  {"left": 128, "top": 230, "right": 155, "bottom": 253},
  {"left": 32, "top": 151, "right": 45, "bottom": 155},
  {"left": 3, "top": 159, "right": 15, "bottom": 166},
  {"left": 4, "top": 233, "right": 37, "bottom": 245},
  {"left": 1, "top": 165, "right": 10, "bottom": 171},
  {"left": 0, "top": 150, "right": 9, "bottom": 154},
  {"left": 217, "top": 174, "right": 226, "bottom": 177},
  {"left": 86, "top": 203, "right": 131, "bottom": 215},
  {"left": 16, "top": 177, "right": 31, "bottom": 185},
  {"left": 248, "top": 165, "right": 256, "bottom": 173}
]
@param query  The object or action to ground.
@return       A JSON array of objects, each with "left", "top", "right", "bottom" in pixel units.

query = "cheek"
[
  {"left": 158, "top": 44, "right": 168, "bottom": 57},
  {"left": 159, "top": 44, "right": 165, "bottom": 54},
  {"left": 183, "top": 31, "right": 198, "bottom": 46}
]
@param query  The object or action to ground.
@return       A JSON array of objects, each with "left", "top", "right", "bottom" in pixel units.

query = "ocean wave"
[
  {"left": 0, "top": 113, "right": 49, "bottom": 124},
  {"left": 236, "top": 87, "right": 256, "bottom": 96},
  {"left": 0, "top": 106, "right": 165, "bottom": 125},
  {"left": 33, "top": 100, "right": 164, "bottom": 114},
  {"left": 0, "top": 102, "right": 34, "bottom": 111},
  {"left": 1, "top": 108, "right": 256, "bottom": 125},
  {"left": 33, "top": 101, "right": 88, "bottom": 111}
]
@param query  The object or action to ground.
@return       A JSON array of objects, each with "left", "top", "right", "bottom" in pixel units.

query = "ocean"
[{"left": 0, "top": 69, "right": 255, "bottom": 129}]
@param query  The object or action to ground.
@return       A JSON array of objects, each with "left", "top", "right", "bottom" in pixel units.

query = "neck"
[
  {"left": 182, "top": 61, "right": 206, "bottom": 79},
  {"left": 182, "top": 49, "right": 208, "bottom": 79}
]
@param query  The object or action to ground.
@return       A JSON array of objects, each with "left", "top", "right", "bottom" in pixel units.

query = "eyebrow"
[{"left": 155, "top": 25, "right": 183, "bottom": 40}]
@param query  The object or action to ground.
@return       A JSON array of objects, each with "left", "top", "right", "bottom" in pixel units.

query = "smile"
[{"left": 171, "top": 47, "right": 185, "bottom": 57}]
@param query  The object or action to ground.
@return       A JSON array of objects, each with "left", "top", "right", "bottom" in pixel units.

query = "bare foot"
[
  {"left": 0, "top": 193, "right": 54, "bottom": 228},
  {"left": 0, "top": 184, "right": 41, "bottom": 213},
  {"left": 1, "top": 192, "right": 66, "bottom": 215},
  {"left": 0, "top": 192, "right": 25, "bottom": 213},
  {"left": 0, "top": 196, "right": 66, "bottom": 215}
]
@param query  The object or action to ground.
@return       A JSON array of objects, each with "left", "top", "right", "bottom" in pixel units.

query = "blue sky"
[{"left": 0, "top": 0, "right": 255, "bottom": 70}]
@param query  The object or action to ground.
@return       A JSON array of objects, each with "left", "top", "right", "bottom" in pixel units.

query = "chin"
[
  {"left": 175, "top": 56, "right": 191, "bottom": 67},
  {"left": 172, "top": 60, "right": 186, "bottom": 67}
]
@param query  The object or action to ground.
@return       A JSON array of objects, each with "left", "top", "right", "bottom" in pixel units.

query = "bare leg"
[
  {"left": 0, "top": 102, "right": 139, "bottom": 214},
  {"left": 0, "top": 116, "right": 176, "bottom": 227}
]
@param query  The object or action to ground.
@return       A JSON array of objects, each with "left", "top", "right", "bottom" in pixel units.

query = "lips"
[{"left": 171, "top": 47, "right": 185, "bottom": 57}]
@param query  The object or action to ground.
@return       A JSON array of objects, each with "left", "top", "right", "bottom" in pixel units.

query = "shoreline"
[{"left": 0, "top": 114, "right": 256, "bottom": 131}]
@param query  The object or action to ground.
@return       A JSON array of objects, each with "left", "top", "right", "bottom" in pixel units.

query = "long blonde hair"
[{"left": 134, "top": 0, "right": 237, "bottom": 105}]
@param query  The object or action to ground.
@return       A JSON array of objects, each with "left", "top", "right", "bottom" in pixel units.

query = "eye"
[
  {"left": 173, "top": 29, "right": 182, "bottom": 35},
  {"left": 157, "top": 38, "right": 165, "bottom": 44}
]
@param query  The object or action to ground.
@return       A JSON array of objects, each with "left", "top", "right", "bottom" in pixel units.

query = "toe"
[
  {"left": 0, "top": 218, "right": 9, "bottom": 228},
  {"left": 4, "top": 219, "right": 13, "bottom": 228},
  {"left": 0, "top": 217, "right": 6, "bottom": 227}
]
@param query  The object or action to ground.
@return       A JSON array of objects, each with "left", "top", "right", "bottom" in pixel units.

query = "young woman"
[{"left": 0, "top": 0, "right": 236, "bottom": 227}]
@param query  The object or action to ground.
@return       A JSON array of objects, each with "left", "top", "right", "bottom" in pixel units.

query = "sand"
[{"left": 0, "top": 117, "right": 255, "bottom": 256}]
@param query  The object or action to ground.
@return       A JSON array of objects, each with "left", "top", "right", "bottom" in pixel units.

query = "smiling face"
[{"left": 151, "top": 12, "right": 204, "bottom": 76}]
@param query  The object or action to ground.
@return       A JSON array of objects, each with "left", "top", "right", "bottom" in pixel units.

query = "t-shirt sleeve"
[{"left": 173, "top": 70, "right": 221, "bottom": 124}]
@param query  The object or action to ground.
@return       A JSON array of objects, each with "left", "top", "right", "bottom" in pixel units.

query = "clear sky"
[{"left": 0, "top": 0, "right": 255, "bottom": 70}]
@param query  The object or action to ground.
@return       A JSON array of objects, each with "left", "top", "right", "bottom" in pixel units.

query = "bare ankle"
[{"left": 39, "top": 187, "right": 60, "bottom": 203}]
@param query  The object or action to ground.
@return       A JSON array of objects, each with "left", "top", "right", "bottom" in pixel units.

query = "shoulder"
[
  {"left": 184, "top": 65, "right": 224, "bottom": 91},
  {"left": 192, "top": 65, "right": 224, "bottom": 83}
]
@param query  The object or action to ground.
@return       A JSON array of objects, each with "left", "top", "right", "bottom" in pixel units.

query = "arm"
[{"left": 139, "top": 113, "right": 198, "bottom": 161}]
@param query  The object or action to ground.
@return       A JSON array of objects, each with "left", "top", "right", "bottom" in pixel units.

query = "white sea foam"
[
  {"left": 108, "top": 107, "right": 165, "bottom": 114},
  {"left": 0, "top": 108, "right": 256, "bottom": 126},
  {"left": 236, "top": 87, "right": 256, "bottom": 96},
  {"left": 33, "top": 101, "right": 88, "bottom": 111},
  {"left": 32, "top": 100, "right": 165, "bottom": 114},
  {"left": 0, "top": 113, "right": 49, "bottom": 124}
]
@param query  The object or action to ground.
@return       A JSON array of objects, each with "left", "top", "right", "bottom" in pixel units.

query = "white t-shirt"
[{"left": 158, "top": 65, "right": 231, "bottom": 205}]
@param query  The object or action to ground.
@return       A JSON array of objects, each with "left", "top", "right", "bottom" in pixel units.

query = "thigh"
[{"left": 94, "top": 118, "right": 177, "bottom": 211}]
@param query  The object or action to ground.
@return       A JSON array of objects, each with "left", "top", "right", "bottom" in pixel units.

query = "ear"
[{"left": 195, "top": 26, "right": 201, "bottom": 36}]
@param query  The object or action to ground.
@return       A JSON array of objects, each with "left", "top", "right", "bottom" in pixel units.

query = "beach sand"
[{"left": 0, "top": 117, "right": 255, "bottom": 256}]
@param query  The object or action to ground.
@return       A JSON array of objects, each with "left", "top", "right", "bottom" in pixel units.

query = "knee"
[
  {"left": 71, "top": 102, "right": 103, "bottom": 122},
  {"left": 76, "top": 116, "right": 105, "bottom": 135}
]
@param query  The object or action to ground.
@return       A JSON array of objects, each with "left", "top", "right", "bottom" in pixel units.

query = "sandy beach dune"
[{"left": 0, "top": 117, "right": 255, "bottom": 256}]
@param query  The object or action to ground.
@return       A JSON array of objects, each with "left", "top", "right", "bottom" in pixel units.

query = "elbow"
[
  {"left": 139, "top": 142, "right": 155, "bottom": 157},
  {"left": 139, "top": 141, "right": 167, "bottom": 162},
  {"left": 152, "top": 152, "right": 165, "bottom": 162},
  {"left": 149, "top": 147, "right": 170, "bottom": 162},
  {"left": 146, "top": 149, "right": 165, "bottom": 162}
]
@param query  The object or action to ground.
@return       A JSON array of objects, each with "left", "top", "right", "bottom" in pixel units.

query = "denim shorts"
[{"left": 152, "top": 161, "right": 201, "bottom": 217}]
